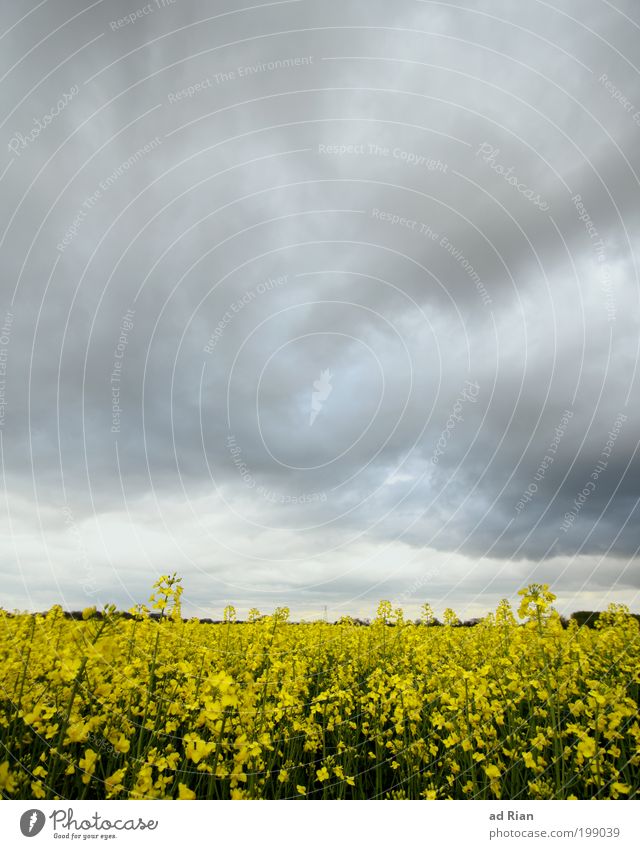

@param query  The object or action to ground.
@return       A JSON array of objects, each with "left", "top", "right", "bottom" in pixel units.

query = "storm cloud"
[{"left": 1, "top": 0, "right": 639, "bottom": 619}]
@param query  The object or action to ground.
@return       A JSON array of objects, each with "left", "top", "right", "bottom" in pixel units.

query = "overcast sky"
[{"left": 1, "top": 0, "right": 639, "bottom": 619}]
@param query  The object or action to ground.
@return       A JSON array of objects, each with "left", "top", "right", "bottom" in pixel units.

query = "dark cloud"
[{"left": 1, "top": 0, "right": 639, "bottom": 617}]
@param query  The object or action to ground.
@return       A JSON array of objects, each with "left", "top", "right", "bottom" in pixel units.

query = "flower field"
[{"left": 1, "top": 579, "right": 639, "bottom": 800}]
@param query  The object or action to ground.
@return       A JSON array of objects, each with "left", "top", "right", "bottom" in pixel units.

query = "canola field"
[{"left": 1, "top": 578, "right": 639, "bottom": 800}]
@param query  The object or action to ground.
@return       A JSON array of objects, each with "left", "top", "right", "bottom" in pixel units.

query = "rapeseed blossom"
[{"left": 0, "top": 578, "right": 638, "bottom": 800}]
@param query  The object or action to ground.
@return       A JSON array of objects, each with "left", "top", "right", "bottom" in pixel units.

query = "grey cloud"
[{"left": 1, "top": 0, "right": 639, "bottom": 616}]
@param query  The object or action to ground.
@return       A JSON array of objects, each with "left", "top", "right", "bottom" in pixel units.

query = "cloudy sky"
[{"left": 1, "top": 0, "right": 639, "bottom": 619}]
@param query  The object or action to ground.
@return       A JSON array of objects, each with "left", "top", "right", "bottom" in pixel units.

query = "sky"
[{"left": 1, "top": 0, "right": 639, "bottom": 620}]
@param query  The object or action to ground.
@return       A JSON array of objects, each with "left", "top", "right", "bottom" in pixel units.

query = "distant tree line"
[{"left": 8, "top": 608, "right": 640, "bottom": 627}]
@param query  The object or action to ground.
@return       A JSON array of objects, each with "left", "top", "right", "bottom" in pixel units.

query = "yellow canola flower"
[
  {"left": 65, "top": 722, "right": 90, "bottom": 744},
  {"left": 184, "top": 734, "right": 215, "bottom": 764},
  {"left": 78, "top": 749, "right": 98, "bottom": 784},
  {"left": 104, "top": 768, "right": 126, "bottom": 797},
  {"left": 178, "top": 783, "right": 196, "bottom": 799},
  {"left": 0, "top": 761, "right": 18, "bottom": 794},
  {"left": 1, "top": 578, "right": 639, "bottom": 801},
  {"left": 107, "top": 732, "right": 130, "bottom": 754},
  {"left": 31, "top": 780, "right": 46, "bottom": 799},
  {"left": 611, "top": 782, "right": 631, "bottom": 796},
  {"left": 316, "top": 766, "right": 330, "bottom": 782}
]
